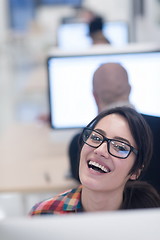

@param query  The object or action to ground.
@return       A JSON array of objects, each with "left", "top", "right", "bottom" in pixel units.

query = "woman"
[{"left": 30, "top": 107, "right": 160, "bottom": 215}]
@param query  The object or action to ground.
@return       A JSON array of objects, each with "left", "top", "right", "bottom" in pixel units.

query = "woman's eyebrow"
[
  {"left": 94, "top": 128, "right": 131, "bottom": 145},
  {"left": 113, "top": 136, "right": 131, "bottom": 145},
  {"left": 94, "top": 128, "right": 106, "bottom": 136}
]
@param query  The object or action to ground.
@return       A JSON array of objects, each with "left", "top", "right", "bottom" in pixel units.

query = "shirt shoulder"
[{"left": 30, "top": 185, "right": 82, "bottom": 215}]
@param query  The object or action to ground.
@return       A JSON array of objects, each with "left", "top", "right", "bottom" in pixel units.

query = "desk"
[{"left": 0, "top": 122, "right": 78, "bottom": 193}]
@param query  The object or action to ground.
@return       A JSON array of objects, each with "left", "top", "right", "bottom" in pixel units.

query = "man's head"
[{"left": 92, "top": 62, "right": 131, "bottom": 113}]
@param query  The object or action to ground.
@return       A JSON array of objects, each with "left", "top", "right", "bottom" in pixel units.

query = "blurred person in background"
[{"left": 88, "top": 16, "right": 111, "bottom": 45}]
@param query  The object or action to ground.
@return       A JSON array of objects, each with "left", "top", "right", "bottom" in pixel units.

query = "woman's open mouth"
[{"left": 87, "top": 160, "right": 111, "bottom": 173}]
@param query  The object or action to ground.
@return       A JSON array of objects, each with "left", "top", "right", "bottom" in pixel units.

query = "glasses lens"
[
  {"left": 109, "top": 140, "right": 130, "bottom": 158},
  {"left": 83, "top": 129, "right": 103, "bottom": 147}
]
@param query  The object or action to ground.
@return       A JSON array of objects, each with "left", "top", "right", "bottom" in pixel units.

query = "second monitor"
[{"left": 47, "top": 45, "right": 160, "bottom": 129}]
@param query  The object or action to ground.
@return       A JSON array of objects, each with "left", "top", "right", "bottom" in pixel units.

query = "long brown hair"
[{"left": 122, "top": 181, "right": 160, "bottom": 209}]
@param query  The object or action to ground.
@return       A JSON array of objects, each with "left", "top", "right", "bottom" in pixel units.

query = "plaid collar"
[
  {"left": 30, "top": 185, "right": 83, "bottom": 215},
  {"left": 62, "top": 185, "right": 83, "bottom": 212}
]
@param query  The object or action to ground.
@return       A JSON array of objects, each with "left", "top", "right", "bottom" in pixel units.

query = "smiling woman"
[{"left": 30, "top": 107, "right": 160, "bottom": 215}]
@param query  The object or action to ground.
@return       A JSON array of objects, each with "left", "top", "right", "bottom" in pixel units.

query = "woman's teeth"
[{"left": 88, "top": 160, "right": 110, "bottom": 173}]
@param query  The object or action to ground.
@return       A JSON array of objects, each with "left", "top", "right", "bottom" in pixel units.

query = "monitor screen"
[
  {"left": 1, "top": 209, "right": 160, "bottom": 240},
  {"left": 47, "top": 47, "right": 160, "bottom": 129},
  {"left": 57, "top": 21, "right": 129, "bottom": 50}
]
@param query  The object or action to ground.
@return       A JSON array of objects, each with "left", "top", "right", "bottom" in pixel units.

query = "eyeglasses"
[{"left": 82, "top": 128, "right": 138, "bottom": 159}]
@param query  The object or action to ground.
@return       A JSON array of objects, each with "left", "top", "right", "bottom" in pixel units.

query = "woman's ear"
[
  {"left": 130, "top": 166, "right": 144, "bottom": 180},
  {"left": 130, "top": 172, "right": 138, "bottom": 180}
]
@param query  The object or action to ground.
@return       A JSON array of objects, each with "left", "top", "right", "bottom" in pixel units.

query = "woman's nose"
[{"left": 93, "top": 141, "right": 110, "bottom": 158}]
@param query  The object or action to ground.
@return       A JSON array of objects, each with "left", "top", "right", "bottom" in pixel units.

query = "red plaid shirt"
[{"left": 30, "top": 185, "right": 83, "bottom": 215}]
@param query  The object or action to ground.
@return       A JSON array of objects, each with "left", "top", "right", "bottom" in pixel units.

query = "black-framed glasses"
[{"left": 82, "top": 128, "right": 138, "bottom": 159}]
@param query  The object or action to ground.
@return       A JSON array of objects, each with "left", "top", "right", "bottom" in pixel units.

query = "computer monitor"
[
  {"left": 47, "top": 45, "right": 160, "bottom": 129},
  {"left": 0, "top": 209, "right": 160, "bottom": 240},
  {"left": 57, "top": 21, "right": 129, "bottom": 50}
]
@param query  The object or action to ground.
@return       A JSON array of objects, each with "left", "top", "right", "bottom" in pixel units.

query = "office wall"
[
  {"left": 0, "top": 0, "right": 9, "bottom": 43},
  {"left": 84, "top": 0, "right": 129, "bottom": 21},
  {"left": 135, "top": 0, "right": 160, "bottom": 42}
]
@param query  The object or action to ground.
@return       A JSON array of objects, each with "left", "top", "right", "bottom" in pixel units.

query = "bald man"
[
  {"left": 92, "top": 62, "right": 133, "bottom": 113},
  {"left": 68, "top": 62, "right": 160, "bottom": 193}
]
